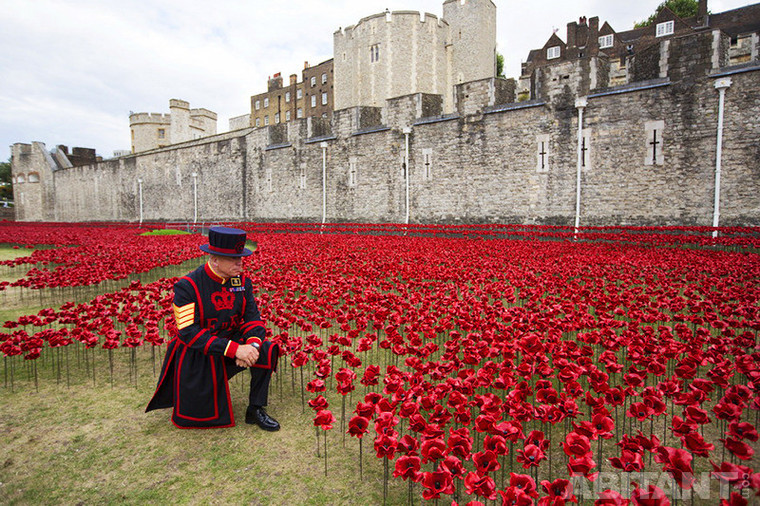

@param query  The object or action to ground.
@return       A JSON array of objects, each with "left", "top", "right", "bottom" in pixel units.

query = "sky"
[{"left": 0, "top": 0, "right": 752, "bottom": 163}]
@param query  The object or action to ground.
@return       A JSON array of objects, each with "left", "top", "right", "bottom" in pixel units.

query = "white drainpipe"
[
  {"left": 713, "top": 78, "right": 732, "bottom": 238},
  {"left": 320, "top": 141, "right": 328, "bottom": 228},
  {"left": 403, "top": 127, "right": 412, "bottom": 225}
]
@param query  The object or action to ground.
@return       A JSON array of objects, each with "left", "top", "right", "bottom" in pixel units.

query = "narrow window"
[
  {"left": 264, "top": 97, "right": 269, "bottom": 107},
  {"left": 311, "top": 95, "right": 317, "bottom": 108},
  {"left": 536, "top": 135, "right": 550, "bottom": 173},
  {"left": 266, "top": 168, "right": 272, "bottom": 192},
  {"left": 370, "top": 44, "right": 380, "bottom": 62},
  {"left": 158, "top": 129, "right": 165, "bottom": 139},
  {"left": 264, "top": 116, "right": 269, "bottom": 126},
  {"left": 547, "top": 46, "right": 560, "bottom": 60},
  {"left": 285, "top": 91, "right": 291, "bottom": 102},
  {"left": 581, "top": 128, "right": 592, "bottom": 171},
  {"left": 255, "top": 117, "right": 261, "bottom": 127},
  {"left": 255, "top": 100, "right": 260, "bottom": 110},
  {"left": 297, "top": 89, "right": 303, "bottom": 99},
  {"left": 321, "top": 73, "right": 327, "bottom": 84},
  {"left": 349, "top": 158, "right": 358, "bottom": 187},
  {"left": 422, "top": 148, "right": 433, "bottom": 181},
  {"left": 275, "top": 112, "right": 280, "bottom": 124},
  {"left": 297, "top": 108, "right": 303, "bottom": 118},
  {"left": 299, "top": 167, "right": 306, "bottom": 189},
  {"left": 286, "top": 110, "right": 291, "bottom": 122},
  {"left": 321, "top": 92, "right": 328, "bottom": 106},
  {"left": 645, "top": 120, "right": 665, "bottom": 165},
  {"left": 311, "top": 76, "right": 316, "bottom": 87}
]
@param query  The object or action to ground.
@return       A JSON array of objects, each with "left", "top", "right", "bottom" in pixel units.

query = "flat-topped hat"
[{"left": 200, "top": 226, "right": 253, "bottom": 257}]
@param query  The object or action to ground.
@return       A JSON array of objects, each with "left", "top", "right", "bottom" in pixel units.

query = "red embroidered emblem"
[
  {"left": 234, "top": 240, "right": 245, "bottom": 253},
  {"left": 211, "top": 290, "right": 235, "bottom": 311}
]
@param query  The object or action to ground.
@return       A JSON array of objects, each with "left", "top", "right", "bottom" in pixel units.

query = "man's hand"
[{"left": 235, "top": 344, "right": 259, "bottom": 368}]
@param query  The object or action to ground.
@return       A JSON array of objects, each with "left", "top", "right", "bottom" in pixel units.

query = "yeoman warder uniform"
[{"left": 146, "top": 227, "right": 280, "bottom": 430}]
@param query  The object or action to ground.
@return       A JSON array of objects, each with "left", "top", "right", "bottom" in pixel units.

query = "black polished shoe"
[{"left": 245, "top": 407, "right": 280, "bottom": 431}]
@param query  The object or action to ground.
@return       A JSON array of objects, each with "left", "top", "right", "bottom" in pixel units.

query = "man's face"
[{"left": 211, "top": 255, "right": 243, "bottom": 279}]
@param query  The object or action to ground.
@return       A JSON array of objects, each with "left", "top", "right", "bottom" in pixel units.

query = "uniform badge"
[{"left": 231, "top": 277, "right": 242, "bottom": 287}]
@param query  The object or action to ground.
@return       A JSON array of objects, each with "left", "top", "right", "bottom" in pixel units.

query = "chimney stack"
[{"left": 698, "top": 0, "right": 709, "bottom": 26}]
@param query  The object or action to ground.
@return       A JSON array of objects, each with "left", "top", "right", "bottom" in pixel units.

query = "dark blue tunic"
[{"left": 146, "top": 263, "right": 276, "bottom": 428}]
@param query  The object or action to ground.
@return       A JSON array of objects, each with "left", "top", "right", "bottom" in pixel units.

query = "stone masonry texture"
[{"left": 11, "top": 31, "right": 760, "bottom": 227}]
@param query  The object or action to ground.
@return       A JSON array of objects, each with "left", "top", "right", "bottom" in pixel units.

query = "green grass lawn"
[{"left": 0, "top": 344, "right": 407, "bottom": 505}]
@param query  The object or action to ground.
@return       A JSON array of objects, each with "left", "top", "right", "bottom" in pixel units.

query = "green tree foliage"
[
  {"left": 634, "top": 0, "right": 701, "bottom": 28},
  {"left": 0, "top": 159, "right": 12, "bottom": 202},
  {"left": 496, "top": 52, "right": 505, "bottom": 78}
]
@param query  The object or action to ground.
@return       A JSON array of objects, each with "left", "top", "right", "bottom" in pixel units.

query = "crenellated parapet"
[
  {"left": 129, "top": 99, "right": 217, "bottom": 154},
  {"left": 334, "top": 0, "right": 496, "bottom": 115}
]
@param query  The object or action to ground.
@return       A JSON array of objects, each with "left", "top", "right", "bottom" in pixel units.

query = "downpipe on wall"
[
  {"left": 574, "top": 97, "right": 588, "bottom": 238},
  {"left": 321, "top": 141, "right": 328, "bottom": 231},
  {"left": 713, "top": 78, "right": 732, "bottom": 238},
  {"left": 403, "top": 127, "right": 411, "bottom": 227}
]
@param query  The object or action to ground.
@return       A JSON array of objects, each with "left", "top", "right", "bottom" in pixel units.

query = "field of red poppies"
[{"left": 1, "top": 221, "right": 759, "bottom": 505}]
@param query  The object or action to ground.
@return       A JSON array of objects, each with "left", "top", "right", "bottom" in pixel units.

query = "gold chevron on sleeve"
[{"left": 173, "top": 303, "right": 196, "bottom": 330}]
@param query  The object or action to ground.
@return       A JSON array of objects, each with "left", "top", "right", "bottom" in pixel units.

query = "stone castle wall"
[{"left": 12, "top": 31, "right": 760, "bottom": 227}]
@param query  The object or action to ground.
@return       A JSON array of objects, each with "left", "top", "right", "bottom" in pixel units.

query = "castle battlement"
[
  {"left": 128, "top": 113, "right": 171, "bottom": 125},
  {"left": 190, "top": 108, "right": 218, "bottom": 121},
  {"left": 335, "top": 10, "right": 447, "bottom": 39},
  {"left": 334, "top": 0, "right": 494, "bottom": 113},
  {"left": 128, "top": 99, "right": 217, "bottom": 153}
]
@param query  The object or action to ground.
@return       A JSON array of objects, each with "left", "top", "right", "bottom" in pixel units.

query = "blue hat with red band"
[{"left": 200, "top": 226, "right": 253, "bottom": 257}]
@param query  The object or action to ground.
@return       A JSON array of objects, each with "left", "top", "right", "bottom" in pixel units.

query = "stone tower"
[
  {"left": 334, "top": 0, "right": 496, "bottom": 114},
  {"left": 442, "top": 0, "right": 497, "bottom": 85}
]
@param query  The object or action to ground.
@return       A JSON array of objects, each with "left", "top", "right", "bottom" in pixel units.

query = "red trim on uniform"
[
  {"left": 240, "top": 274, "right": 248, "bottom": 313},
  {"left": 145, "top": 337, "right": 179, "bottom": 408},
  {"left": 250, "top": 342, "right": 279, "bottom": 372},
  {"left": 224, "top": 340, "right": 239, "bottom": 358},
  {"left": 171, "top": 420, "right": 235, "bottom": 430},
  {"left": 245, "top": 336, "right": 262, "bottom": 346},
  {"left": 183, "top": 276, "right": 204, "bottom": 326},
  {"left": 204, "top": 263, "right": 225, "bottom": 284},
  {"left": 222, "top": 357, "right": 235, "bottom": 427},
  {"left": 241, "top": 320, "right": 265, "bottom": 332},
  {"left": 203, "top": 335, "right": 218, "bottom": 354},
  {"left": 187, "top": 328, "right": 208, "bottom": 348},
  {"left": 175, "top": 347, "right": 221, "bottom": 422}
]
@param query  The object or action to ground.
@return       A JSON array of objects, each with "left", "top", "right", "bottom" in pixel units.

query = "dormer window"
[
  {"left": 599, "top": 34, "right": 614, "bottom": 49},
  {"left": 547, "top": 46, "right": 560, "bottom": 60},
  {"left": 656, "top": 20, "right": 674, "bottom": 37}
]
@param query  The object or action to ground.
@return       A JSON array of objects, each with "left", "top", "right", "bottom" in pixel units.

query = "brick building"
[
  {"left": 250, "top": 59, "right": 334, "bottom": 129},
  {"left": 519, "top": 0, "right": 760, "bottom": 98}
]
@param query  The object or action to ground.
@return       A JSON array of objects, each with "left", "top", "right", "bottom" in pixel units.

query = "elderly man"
[{"left": 146, "top": 226, "right": 280, "bottom": 430}]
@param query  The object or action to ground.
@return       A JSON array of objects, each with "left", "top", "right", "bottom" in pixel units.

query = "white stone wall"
[
  {"left": 129, "top": 100, "right": 218, "bottom": 153},
  {"left": 334, "top": 0, "right": 498, "bottom": 115},
  {"left": 335, "top": 12, "right": 451, "bottom": 112},
  {"left": 442, "top": 0, "right": 496, "bottom": 84},
  {"left": 170, "top": 99, "right": 191, "bottom": 146},
  {"left": 229, "top": 114, "right": 251, "bottom": 131},
  {"left": 129, "top": 113, "right": 170, "bottom": 153}
]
